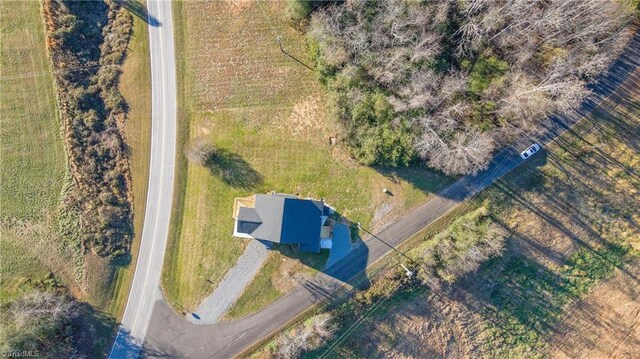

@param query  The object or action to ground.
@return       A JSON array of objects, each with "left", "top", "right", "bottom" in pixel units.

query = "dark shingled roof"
[{"left": 236, "top": 194, "right": 323, "bottom": 253}]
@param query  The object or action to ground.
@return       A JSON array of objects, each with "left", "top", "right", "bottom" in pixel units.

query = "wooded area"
[
  {"left": 304, "top": 0, "right": 634, "bottom": 174},
  {"left": 1, "top": 291, "right": 82, "bottom": 357}
]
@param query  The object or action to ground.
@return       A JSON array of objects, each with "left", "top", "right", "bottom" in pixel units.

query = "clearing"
[{"left": 163, "top": 0, "right": 452, "bottom": 313}]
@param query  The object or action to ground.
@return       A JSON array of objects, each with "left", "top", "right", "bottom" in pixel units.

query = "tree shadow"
[
  {"left": 436, "top": 146, "right": 548, "bottom": 202},
  {"left": 204, "top": 149, "right": 264, "bottom": 190},
  {"left": 375, "top": 166, "right": 456, "bottom": 197},
  {"left": 491, "top": 179, "right": 640, "bottom": 284},
  {"left": 463, "top": 252, "right": 572, "bottom": 348},
  {"left": 117, "top": 0, "right": 162, "bottom": 27},
  {"left": 110, "top": 328, "right": 177, "bottom": 358}
]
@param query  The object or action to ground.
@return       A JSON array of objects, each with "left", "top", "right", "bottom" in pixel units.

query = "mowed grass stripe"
[
  {"left": 0, "top": 0, "right": 65, "bottom": 219},
  {"left": 106, "top": 5, "right": 153, "bottom": 318},
  {"left": 0, "top": 0, "right": 65, "bottom": 303}
]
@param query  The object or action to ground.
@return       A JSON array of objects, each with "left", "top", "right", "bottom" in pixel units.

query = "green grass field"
[
  {"left": 163, "top": 0, "right": 452, "bottom": 311},
  {"left": 0, "top": 0, "right": 65, "bottom": 220},
  {"left": 0, "top": 0, "right": 66, "bottom": 303}
]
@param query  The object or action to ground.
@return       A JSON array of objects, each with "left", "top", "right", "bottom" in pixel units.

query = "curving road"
[
  {"left": 140, "top": 28, "right": 639, "bottom": 358},
  {"left": 107, "top": 3, "right": 639, "bottom": 357},
  {"left": 109, "top": 1, "right": 176, "bottom": 358}
]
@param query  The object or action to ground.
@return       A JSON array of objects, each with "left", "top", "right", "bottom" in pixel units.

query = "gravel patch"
[{"left": 187, "top": 240, "right": 269, "bottom": 324}]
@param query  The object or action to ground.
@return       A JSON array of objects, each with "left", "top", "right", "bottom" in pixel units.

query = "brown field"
[{"left": 548, "top": 265, "right": 640, "bottom": 359}]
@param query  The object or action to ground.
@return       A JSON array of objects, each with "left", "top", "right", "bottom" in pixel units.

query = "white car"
[{"left": 520, "top": 143, "right": 541, "bottom": 160}]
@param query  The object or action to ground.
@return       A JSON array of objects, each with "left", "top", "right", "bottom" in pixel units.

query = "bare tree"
[
  {"left": 275, "top": 313, "right": 336, "bottom": 359},
  {"left": 2, "top": 291, "right": 85, "bottom": 359},
  {"left": 309, "top": 0, "right": 633, "bottom": 174},
  {"left": 424, "top": 128, "right": 495, "bottom": 176},
  {"left": 184, "top": 136, "right": 217, "bottom": 167}
]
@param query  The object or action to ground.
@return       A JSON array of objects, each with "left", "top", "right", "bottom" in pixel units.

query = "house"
[{"left": 232, "top": 193, "right": 333, "bottom": 253}]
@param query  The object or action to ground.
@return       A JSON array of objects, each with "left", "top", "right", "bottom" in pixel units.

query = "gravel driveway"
[{"left": 187, "top": 240, "right": 269, "bottom": 324}]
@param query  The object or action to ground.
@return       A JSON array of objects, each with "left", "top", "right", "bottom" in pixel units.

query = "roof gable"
[
  {"left": 236, "top": 194, "right": 324, "bottom": 252},
  {"left": 249, "top": 195, "right": 285, "bottom": 241},
  {"left": 237, "top": 207, "right": 261, "bottom": 224},
  {"left": 280, "top": 198, "right": 322, "bottom": 251}
]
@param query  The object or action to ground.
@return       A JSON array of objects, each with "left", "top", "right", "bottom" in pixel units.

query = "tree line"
[
  {"left": 0, "top": 275, "right": 112, "bottom": 359},
  {"left": 44, "top": 0, "right": 133, "bottom": 258},
  {"left": 297, "top": 0, "right": 634, "bottom": 174}
]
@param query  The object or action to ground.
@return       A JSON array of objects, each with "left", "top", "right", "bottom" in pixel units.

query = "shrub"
[
  {"left": 44, "top": 0, "right": 134, "bottom": 258},
  {"left": 468, "top": 55, "right": 509, "bottom": 97},
  {"left": 285, "top": 0, "right": 330, "bottom": 28},
  {"left": 352, "top": 123, "right": 415, "bottom": 167},
  {"left": 275, "top": 313, "right": 336, "bottom": 359},
  {"left": 416, "top": 206, "right": 505, "bottom": 284},
  {"left": 0, "top": 292, "right": 81, "bottom": 359},
  {"left": 184, "top": 137, "right": 217, "bottom": 167}
]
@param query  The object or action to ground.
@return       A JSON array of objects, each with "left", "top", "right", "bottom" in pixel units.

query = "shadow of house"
[
  {"left": 270, "top": 243, "right": 330, "bottom": 272},
  {"left": 232, "top": 193, "right": 370, "bottom": 288},
  {"left": 117, "top": 0, "right": 162, "bottom": 26},
  {"left": 205, "top": 149, "right": 263, "bottom": 190}
]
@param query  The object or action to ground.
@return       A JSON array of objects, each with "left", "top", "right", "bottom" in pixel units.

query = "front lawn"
[{"left": 162, "top": 0, "right": 452, "bottom": 311}]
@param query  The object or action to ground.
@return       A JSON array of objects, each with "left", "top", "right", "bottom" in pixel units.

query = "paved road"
[
  {"left": 140, "top": 29, "right": 640, "bottom": 359},
  {"left": 109, "top": 1, "right": 177, "bottom": 358}
]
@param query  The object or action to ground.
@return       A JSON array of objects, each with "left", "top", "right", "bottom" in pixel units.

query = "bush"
[
  {"left": 352, "top": 123, "right": 415, "bottom": 167},
  {"left": 416, "top": 206, "right": 505, "bottom": 284},
  {"left": 184, "top": 137, "right": 217, "bottom": 167},
  {"left": 468, "top": 55, "right": 509, "bottom": 97},
  {"left": 286, "top": 0, "right": 313, "bottom": 25},
  {"left": 285, "top": 0, "right": 331, "bottom": 28},
  {"left": 44, "top": 0, "right": 134, "bottom": 258},
  {"left": 1, "top": 292, "right": 81, "bottom": 359},
  {"left": 275, "top": 313, "right": 336, "bottom": 359}
]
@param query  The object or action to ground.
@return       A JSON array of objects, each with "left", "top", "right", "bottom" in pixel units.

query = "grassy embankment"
[
  {"left": 106, "top": 3, "right": 152, "bottom": 318},
  {"left": 163, "top": 0, "right": 452, "bottom": 312},
  {"left": 248, "top": 52, "right": 640, "bottom": 358}
]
